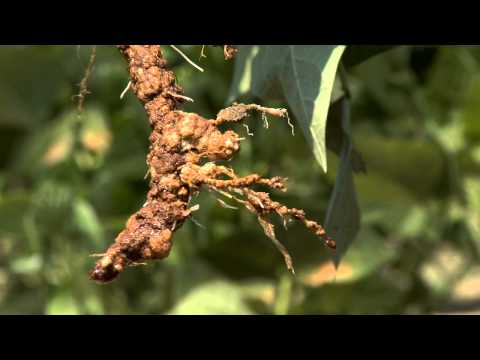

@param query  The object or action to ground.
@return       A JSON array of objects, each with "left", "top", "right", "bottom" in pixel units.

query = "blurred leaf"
[
  {"left": 83, "top": 294, "right": 104, "bottom": 315},
  {"left": 72, "top": 197, "right": 104, "bottom": 247},
  {"left": 300, "top": 274, "right": 405, "bottom": 314},
  {"left": 239, "top": 279, "right": 275, "bottom": 313},
  {"left": 169, "top": 280, "right": 253, "bottom": 315},
  {"left": 301, "top": 260, "right": 354, "bottom": 287},
  {"left": 14, "top": 111, "right": 77, "bottom": 174},
  {"left": 227, "top": 45, "right": 258, "bottom": 104},
  {"left": 342, "top": 46, "right": 397, "bottom": 68},
  {"left": 74, "top": 108, "right": 113, "bottom": 170},
  {"left": 461, "top": 75, "right": 480, "bottom": 142},
  {"left": 451, "top": 266, "right": 480, "bottom": 302},
  {"left": 426, "top": 47, "right": 478, "bottom": 114},
  {"left": 355, "top": 170, "right": 431, "bottom": 238},
  {"left": 46, "top": 291, "right": 80, "bottom": 315},
  {"left": 325, "top": 99, "right": 360, "bottom": 266},
  {"left": 427, "top": 114, "right": 466, "bottom": 154},
  {"left": 31, "top": 181, "right": 73, "bottom": 229},
  {"left": 300, "top": 226, "right": 395, "bottom": 287},
  {"left": 170, "top": 257, "right": 221, "bottom": 300},
  {"left": 395, "top": 205, "right": 429, "bottom": 238},
  {"left": 0, "top": 46, "right": 74, "bottom": 129},
  {"left": 273, "top": 273, "right": 293, "bottom": 315},
  {"left": 80, "top": 108, "right": 112, "bottom": 156},
  {"left": 10, "top": 254, "right": 42, "bottom": 275},
  {"left": 464, "top": 177, "right": 480, "bottom": 253},
  {"left": 354, "top": 134, "right": 445, "bottom": 198},
  {"left": 420, "top": 245, "right": 467, "bottom": 295},
  {"left": 0, "top": 193, "right": 31, "bottom": 235},
  {"left": 229, "top": 45, "right": 346, "bottom": 172},
  {"left": 0, "top": 175, "right": 5, "bottom": 194},
  {"left": 43, "top": 136, "right": 73, "bottom": 167}
]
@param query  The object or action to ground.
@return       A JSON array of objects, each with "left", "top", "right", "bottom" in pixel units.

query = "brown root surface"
[
  {"left": 223, "top": 45, "right": 238, "bottom": 60},
  {"left": 89, "top": 45, "right": 334, "bottom": 283}
]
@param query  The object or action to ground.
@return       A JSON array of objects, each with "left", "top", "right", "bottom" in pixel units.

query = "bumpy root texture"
[{"left": 89, "top": 45, "right": 334, "bottom": 283}]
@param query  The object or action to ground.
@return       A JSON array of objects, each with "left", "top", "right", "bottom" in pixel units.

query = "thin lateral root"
[
  {"left": 170, "top": 45, "right": 205, "bottom": 72},
  {"left": 75, "top": 45, "right": 97, "bottom": 114},
  {"left": 120, "top": 81, "right": 132, "bottom": 99}
]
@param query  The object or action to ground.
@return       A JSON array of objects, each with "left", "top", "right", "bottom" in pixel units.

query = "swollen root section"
[{"left": 89, "top": 45, "right": 334, "bottom": 283}]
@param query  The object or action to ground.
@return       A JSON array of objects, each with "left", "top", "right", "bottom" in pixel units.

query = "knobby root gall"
[{"left": 89, "top": 45, "right": 335, "bottom": 283}]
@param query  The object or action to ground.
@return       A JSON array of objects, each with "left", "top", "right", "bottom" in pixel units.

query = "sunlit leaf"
[
  {"left": 420, "top": 245, "right": 467, "bottom": 295},
  {"left": 46, "top": 291, "right": 80, "bottom": 315},
  {"left": 169, "top": 280, "right": 253, "bottom": 315},
  {"left": 229, "top": 45, "right": 346, "bottom": 172},
  {"left": 299, "top": 226, "right": 396, "bottom": 288},
  {"left": 80, "top": 109, "right": 112, "bottom": 156},
  {"left": 10, "top": 254, "right": 42, "bottom": 275},
  {"left": 451, "top": 266, "right": 480, "bottom": 302}
]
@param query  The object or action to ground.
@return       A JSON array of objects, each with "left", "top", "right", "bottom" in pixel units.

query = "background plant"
[{"left": 0, "top": 45, "right": 479, "bottom": 314}]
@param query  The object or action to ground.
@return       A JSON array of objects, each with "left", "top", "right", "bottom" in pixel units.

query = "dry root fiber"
[
  {"left": 223, "top": 45, "right": 238, "bottom": 60},
  {"left": 89, "top": 45, "right": 335, "bottom": 283}
]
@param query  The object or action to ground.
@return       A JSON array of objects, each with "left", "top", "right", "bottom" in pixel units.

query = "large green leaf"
[
  {"left": 326, "top": 99, "right": 366, "bottom": 173},
  {"left": 228, "top": 45, "right": 346, "bottom": 172},
  {"left": 324, "top": 98, "right": 360, "bottom": 266}
]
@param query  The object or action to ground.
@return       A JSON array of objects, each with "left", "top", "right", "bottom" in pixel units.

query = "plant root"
[
  {"left": 89, "top": 45, "right": 334, "bottom": 283},
  {"left": 223, "top": 45, "right": 238, "bottom": 60},
  {"left": 74, "top": 45, "right": 97, "bottom": 114}
]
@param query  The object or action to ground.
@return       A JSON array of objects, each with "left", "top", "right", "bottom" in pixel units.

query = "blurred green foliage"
[{"left": 1, "top": 45, "right": 480, "bottom": 314}]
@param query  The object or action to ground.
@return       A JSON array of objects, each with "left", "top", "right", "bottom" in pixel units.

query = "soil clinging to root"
[{"left": 89, "top": 45, "right": 335, "bottom": 283}]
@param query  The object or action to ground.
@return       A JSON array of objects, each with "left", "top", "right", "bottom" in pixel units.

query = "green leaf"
[
  {"left": 273, "top": 273, "right": 293, "bottom": 315},
  {"left": 229, "top": 45, "right": 346, "bottom": 172},
  {"left": 169, "top": 280, "right": 253, "bottom": 315},
  {"left": 80, "top": 108, "right": 112, "bottom": 157},
  {"left": 324, "top": 99, "right": 361, "bottom": 266},
  {"left": 0, "top": 193, "right": 31, "bottom": 235},
  {"left": 420, "top": 245, "right": 467, "bottom": 295},
  {"left": 10, "top": 254, "right": 43, "bottom": 275},
  {"left": 299, "top": 226, "right": 396, "bottom": 287},
  {"left": 227, "top": 45, "right": 258, "bottom": 104},
  {"left": 46, "top": 291, "right": 81, "bottom": 315},
  {"left": 326, "top": 99, "right": 366, "bottom": 173},
  {"left": 72, "top": 197, "right": 104, "bottom": 247},
  {"left": 0, "top": 46, "right": 75, "bottom": 130},
  {"left": 464, "top": 176, "right": 480, "bottom": 253},
  {"left": 354, "top": 133, "right": 445, "bottom": 198},
  {"left": 14, "top": 110, "right": 77, "bottom": 174}
]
